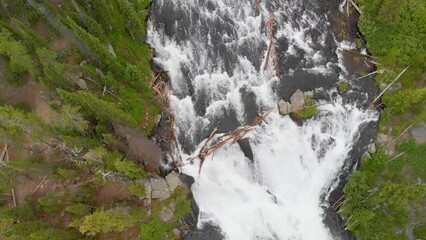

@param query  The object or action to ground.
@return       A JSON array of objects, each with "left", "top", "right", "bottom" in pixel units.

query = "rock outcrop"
[
  {"left": 150, "top": 177, "right": 171, "bottom": 200},
  {"left": 278, "top": 100, "right": 292, "bottom": 115},
  {"left": 165, "top": 171, "right": 183, "bottom": 192},
  {"left": 410, "top": 124, "right": 426, "bottom": 144},
  {"left": 290, "top": 89, "right": 305, "bottom": 111}
]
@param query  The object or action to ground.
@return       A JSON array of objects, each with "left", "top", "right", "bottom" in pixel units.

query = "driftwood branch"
[
  {"left": 370, "top": 66, "right": 410, "bottom": 106},
  {"left": 188, "top": 110, "right": 272, "bottom": 174},
  {"left": 339, "top": 48, "right": 377, "bottom": 59},
  {"left": 255, "top": 0, "right": 262, "bottom": 11},
  {"left": 32, "top": 176, "right": 48, "bottom": 195},
  {"left": 0, "top": 144, "right": 8, "bottom": 164},
  {"left": 11, "top": 188, "right": 17, "bottom": 206},
  {"left": 150, "top": 69, "right": 164, "bottom": 88},
  {"left": 387, "top": 152, "right": 405, "bottom": 163},
  {"left": 354, "top": 70, "right": 382, "bottom": 81},
  {"left": 348, "top": 0, "right": 363, "bottom": 14},
  {"left": 385, "top": 124, "right": 413, "bottom": 149},
  {"left": 263, "top": 13, "right": 280, "bottom": 77}
]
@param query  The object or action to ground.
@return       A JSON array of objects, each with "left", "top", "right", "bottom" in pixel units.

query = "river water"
[{"left": 147, "top": 0, "right": 379, "bottom": 239}]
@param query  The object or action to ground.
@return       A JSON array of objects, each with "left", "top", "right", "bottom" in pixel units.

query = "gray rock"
[
  {"left": 165, "top": 171, "right": 183, "bottom": 192},
  {"left": 410, "top": 124, "right": 426, "bottom": 144},
  {"left": 154, "top": 114, "right": 162, "bottom": 126},
  {"left": 141, "top": 179, "right": 152, "bottom": 204},
  {"left": 173, "top": 229, "right": 181, "bottom": 238},
  {"left": 169, "top": 202, "right": 176, "bottom": 212},
  {"left": 377, "top": 134, "right": 389, "bottom": 144},
  {"left": 362, "top": 151, "right": 372, "bottom": 159},
  {"left": 290, "top": 89, "right": 305, "bottom": 111},
  {"left": 108, "top": 43, "right": 117, "bottom": 58},
  {"left": 158, "top": 206, "right": 174, "bottom": 223},
  {"left": 278, "top": 100, "right": 292, "bottom": 115},
  {"left": 76, "top": 79, "right": 88, "bottom": 90},
  {"left": 304, "top": 91, "right": 314, "bottom": 98},
  {"left": 150, "top": 177, "right": 171, "bottom": 200},
  {"left": 368, "top": 143, "right": 376, "bottom": 154}
]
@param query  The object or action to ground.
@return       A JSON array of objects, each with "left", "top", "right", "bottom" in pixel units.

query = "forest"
[
  {"left": 0, "top": 0, "right": 190, "bottom": 239},
  {"left": 341, "top": 0, "right": 426, "bottom": 239},
  {"left": 0, "top": 0, "right": 425, "bottom": 239}
]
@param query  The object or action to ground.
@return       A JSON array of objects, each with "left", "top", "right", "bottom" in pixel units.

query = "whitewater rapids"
[{"left": 147, "top": 0, "right": 378, "bottom": 239}]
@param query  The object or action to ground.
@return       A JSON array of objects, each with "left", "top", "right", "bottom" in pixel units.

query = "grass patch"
[{"left": 337, "top": 82, "right": 349, "bottom": 93}]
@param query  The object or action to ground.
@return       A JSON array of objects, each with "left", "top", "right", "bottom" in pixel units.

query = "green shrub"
[
  {"left": 78, "top": 207, "right": 138, "bottom": 235},
  {"left": 128, "top": 182, "right": 146, "bottom": 197},
  {"left": 114, "top": 159, "right": 147, "bottom": 179},
  {"left": 38, "top": 192, "right": 67, "bottom": 215},
  {"left": 337, "top": 82, "right": 349, "bottom": 93}
]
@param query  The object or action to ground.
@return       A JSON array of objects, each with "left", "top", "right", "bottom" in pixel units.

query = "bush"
[
  {"left": 337, "top": 82, "right": 349, "bottom": 93},
  {"left": 37, "top": 192, "right": 67, "bottom": 215},
  {"left": 114, "top": 159, "right": 147, "bottom": 179},
  {"left": 78, "top": 208, "right": 138, "bottom": 235},
  {"left": 128, "top": 182, "right": 146, "bottom": 197}
]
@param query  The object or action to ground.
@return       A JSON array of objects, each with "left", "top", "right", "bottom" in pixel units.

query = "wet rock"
[
  {"left": 158, "top": 206, "right": 174, "bottom": 223},
  {"left": 165, "top": 171, "right": 183, "bottom": 192},
  {"left": 368, "top": 143, "right": 376, "bottom": 154},
  {"left": 184, "top": 224, "right": 224, "bottom": 240},
  {"left": 278, "top": 100, "right": 292, "bottom": 115},
  {"left": 237, "top": 138, "right": 254, "bottom": 162},
  {"left": 410, "top": 124, "right": 426, "bottom": 144},
  {"left": 290, "top": 89, "right": 305, "bottom": 111},
  {"left": 150, "top": 177, "right": 171, "bottom": 200}
]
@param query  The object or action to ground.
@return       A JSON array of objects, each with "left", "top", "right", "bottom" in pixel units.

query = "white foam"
[
  {"left": 147, "top": 1, "right": 378, "bottom": 239},
  {"left": 182, "top": 99, "right": 377, "bottom": 240}
]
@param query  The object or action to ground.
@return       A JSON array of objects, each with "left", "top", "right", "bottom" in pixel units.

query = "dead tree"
[
  {"left": 188, "top": 110, "right": 272, "bottom": 174},
  {"left": 370, "top": 66, "right": 410, "bottom": 106},
  {"left": 263, "top": 13, "right": 280, "bottom": 77}
]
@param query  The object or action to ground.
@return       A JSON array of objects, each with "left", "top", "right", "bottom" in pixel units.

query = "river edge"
[{"left": 147, "top": 0, "right": 381, "bottom": 239}]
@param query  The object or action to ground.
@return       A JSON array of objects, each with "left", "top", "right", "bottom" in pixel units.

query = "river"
[{"left": 147, "top": 0, "right": 379, "bottom": 239}]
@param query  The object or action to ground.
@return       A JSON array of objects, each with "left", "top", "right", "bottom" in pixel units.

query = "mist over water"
[{"left": 147, "top": 0, "right": 378, "bottom": 239}]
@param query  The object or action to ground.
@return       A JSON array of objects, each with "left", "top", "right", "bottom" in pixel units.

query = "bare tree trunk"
[{"left": 371, "top": 66, "right": 410, "bottom": 106}]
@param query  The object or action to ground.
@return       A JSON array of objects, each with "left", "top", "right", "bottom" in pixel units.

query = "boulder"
[
  {"left": 377, "top": 133, "right": 389, "bottom": 144},
  {"left": 158, "top": 206, "right": 174, "bottom": 223},
  {"left": 165, "top": 171, "right": 183, "bottom": 192},
  {"left": 410, "top": 124, "right": 426, "bottom": 144},
  {"left": 150, "top": 177, "right": 171, "bottom": 200},
  {"left": 304, "top": 91, "right": 314, "bottom": 98},
  {"left": 141, "top": 179, "right": 152, "bottom": 204},
  {"left": 290, "top": 89, "right": 305, "bottom": 111},
  {"left": 362, "top": 151, "right": 372, "bottom": 159},
  {"left": 173, "top": 229, "right": 181, "bottom": 238},
  {"left": 368, "top": 143, "right": 376, "bottom": 154},
  {"left": 278, "top": 100, "right": 292, "bottom": 115},
  {"left": 108, "top": 43, "right": 117, "bottom": 58},
  {"left": 76, "top": 79, "right": 88, "bottom": 90}
]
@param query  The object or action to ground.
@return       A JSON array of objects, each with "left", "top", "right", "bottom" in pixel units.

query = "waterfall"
[{"left": 147, "top": 0, "right": 378, "bottom": 239}]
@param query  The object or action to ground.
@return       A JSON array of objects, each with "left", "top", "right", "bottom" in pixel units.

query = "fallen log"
[
  {"left": 348, "top": 0, "right": 363, "bottom": 15},
  {"left": 188, "top": 110, "right": 272, "bottom": 174},
  {"left": 370, "top": 66, "right": 410, "bottom": 106}
]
